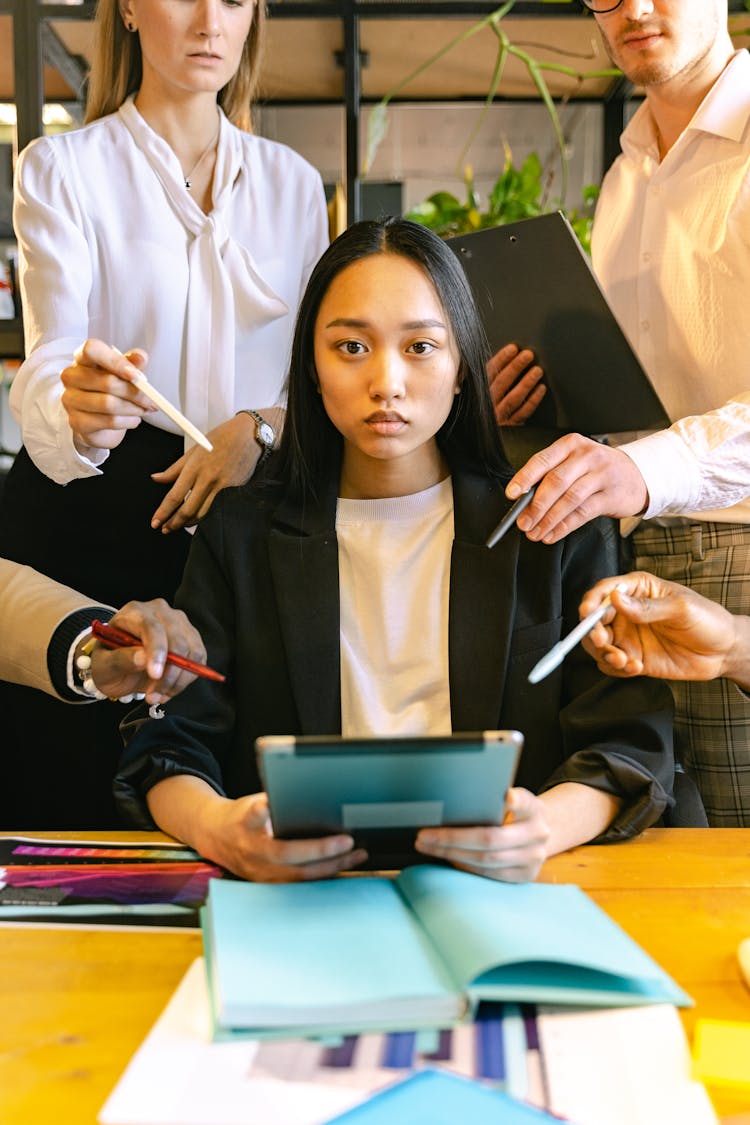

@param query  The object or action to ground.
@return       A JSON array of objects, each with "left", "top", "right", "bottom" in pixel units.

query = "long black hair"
[{"left": 274, "top": 217, "right": 512, "bottom": 498}]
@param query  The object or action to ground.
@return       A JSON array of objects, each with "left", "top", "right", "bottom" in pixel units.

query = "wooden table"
[{"left": 0, "top": 828, "right": 748, "bottom": 1125}]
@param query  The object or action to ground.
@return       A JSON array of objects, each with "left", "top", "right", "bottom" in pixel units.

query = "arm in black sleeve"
[
  {"left": 541, "top": 518, "right": 675, "bottom": 838},
  {"left": 114, "top": 503, "right": 239, "bottom": 826}
]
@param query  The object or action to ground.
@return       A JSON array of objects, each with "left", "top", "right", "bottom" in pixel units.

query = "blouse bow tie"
[{"left": 119, "top": 97, "right": 288, "bottom": 441}]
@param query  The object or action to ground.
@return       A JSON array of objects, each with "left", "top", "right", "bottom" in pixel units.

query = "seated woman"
[{"left": 115, "top": 218, "right": 674, "bottom": 883}]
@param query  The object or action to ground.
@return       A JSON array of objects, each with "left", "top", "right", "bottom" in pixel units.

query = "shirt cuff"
[
  {"left": 71, "top": 442, "right": 109, "bottom": 473},
  {"left": 9, "top": 338, "right": 113, "bottom": 483},
  {"left": 24, "top": 400, "right": 109, "bottom": 484},
  {"left": 617, "top": 429, "right": 703, "bottom": 519}
]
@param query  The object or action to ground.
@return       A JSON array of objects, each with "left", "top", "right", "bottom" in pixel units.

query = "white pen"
[
  {"left": 105, "top": 346, "right": 214, "bottom": 452},
  {"left": 129, "top": 371, "right": 213, "bottom": 452},
  {"left": 528, "top": 595, "right": 614, "bottom": 685}
]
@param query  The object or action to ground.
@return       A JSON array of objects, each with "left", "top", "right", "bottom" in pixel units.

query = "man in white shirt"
[{"left": 491, "top": 0, "right": 750, "bottom": 824}]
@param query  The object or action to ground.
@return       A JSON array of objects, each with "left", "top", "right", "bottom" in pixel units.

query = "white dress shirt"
[
  {"left": 591, "top": 50, "right": 750, "bottom": 523},
  {"left": 11, "top": 97, "right": 328, "bottom": 485}
]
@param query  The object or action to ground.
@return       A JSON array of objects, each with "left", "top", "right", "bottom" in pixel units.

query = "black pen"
[{"left": 486, "top": 486, "right": 537, "bottom": 548}]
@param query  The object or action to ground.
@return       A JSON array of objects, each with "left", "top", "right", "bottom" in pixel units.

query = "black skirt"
[{"left": 0, "top": 423, "right": 192, "bottom": 828}]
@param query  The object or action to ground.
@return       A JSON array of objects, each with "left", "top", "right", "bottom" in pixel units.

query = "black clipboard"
[{"left": 447, "top": 212, "right": 669, "bottom": 436}]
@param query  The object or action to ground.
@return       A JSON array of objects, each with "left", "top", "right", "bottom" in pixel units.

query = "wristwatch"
[{"left": 239, "top": 409, "right": 276, "bottom": 460}]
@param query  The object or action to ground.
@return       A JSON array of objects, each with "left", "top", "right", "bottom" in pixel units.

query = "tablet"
[
  {"left": 447, "top": 211, "right": 670, "bottom": 435},
  {"left": 256, "top": 731, "right": 522, "bottom": 861}
]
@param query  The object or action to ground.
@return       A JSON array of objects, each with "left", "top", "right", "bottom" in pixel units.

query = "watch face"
[{"left": 258, "top": 421, "right": 275, "bottom": 448}]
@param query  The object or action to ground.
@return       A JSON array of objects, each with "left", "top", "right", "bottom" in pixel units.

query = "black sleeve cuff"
[
  {"left": 47, "top": 607, "right": 115, "bottom": 701},
  {"left": 539, "top": 750, "right": 674, "bottom": 841}
]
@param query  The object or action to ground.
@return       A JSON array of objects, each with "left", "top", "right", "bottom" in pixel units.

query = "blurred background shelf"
[{"left": 2, "top": 0, "right": 747, "bottom": 232}]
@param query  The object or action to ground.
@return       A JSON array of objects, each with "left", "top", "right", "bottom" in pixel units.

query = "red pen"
[{"left": 91, "top": 619, "right": 226, "bottom": 683}]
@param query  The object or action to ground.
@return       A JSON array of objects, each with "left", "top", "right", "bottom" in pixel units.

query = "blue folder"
[{"left": 321, "top": 1069, "right": 563, "bottom": 1124}]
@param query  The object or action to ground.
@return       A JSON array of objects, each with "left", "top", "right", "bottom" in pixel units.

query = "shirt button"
[
  {"left": 642, "top": 251, "right": 652, "bottom": 263},
  {"left": 640, "top": 320, "right": 650, "bottom": 332}
]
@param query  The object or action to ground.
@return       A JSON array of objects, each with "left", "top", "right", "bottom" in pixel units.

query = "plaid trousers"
[{"left": 630, "top": 521, "right": 750, "bottom": 827}]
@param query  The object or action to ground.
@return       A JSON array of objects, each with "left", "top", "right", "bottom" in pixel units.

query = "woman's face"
[
  {"left": 121, "top": 0, "right": 253, "bottom": 99},
  {"left": 313, "top": 252, "right": 462, "bottom": 499}
]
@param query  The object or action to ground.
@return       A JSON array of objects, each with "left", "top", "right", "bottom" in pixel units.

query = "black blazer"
[{"left": 117, "top": 465, "right": 674, "bottom": 839}]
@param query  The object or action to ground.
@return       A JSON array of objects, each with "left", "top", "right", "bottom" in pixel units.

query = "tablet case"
[
  {"left": 447, "top": 212, "right": 670, "bottom": 436},
  {"left": 256, "top": 731, "right": 522, "bottom": 866}
]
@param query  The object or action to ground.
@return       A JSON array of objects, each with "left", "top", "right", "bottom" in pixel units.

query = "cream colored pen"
[
  {"left": 109, "top": 346, "right": 213, "bottom": 452},
  {"left": 129, "top": 372, "right": 213, "bottom": 452},
  {"left": 528, "top": 595, "right": 614, "bottom": 684}
]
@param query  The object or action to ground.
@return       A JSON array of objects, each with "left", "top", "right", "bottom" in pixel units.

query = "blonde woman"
[{"left": 0, "top": 0, "right": 328, "bottom": 829}]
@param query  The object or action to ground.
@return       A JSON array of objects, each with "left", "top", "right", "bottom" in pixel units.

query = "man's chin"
[
  {"left": 620, "top": 61, "right": 673, "bottom": 87},
  {"left": 608, "top": 43, "right": 674, "bottom": 89}
]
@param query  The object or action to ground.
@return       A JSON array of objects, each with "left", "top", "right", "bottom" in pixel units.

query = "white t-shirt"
[
  {"left": 11, "top": 96, "right": 328, "bottom": 485},
  {"left": 336, "top": 478, "right": 454, "bottom": 737}
]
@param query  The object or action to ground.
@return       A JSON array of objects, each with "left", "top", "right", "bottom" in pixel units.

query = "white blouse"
[{"left": 10, "top": 97, "right": 329, "bottom": 484}]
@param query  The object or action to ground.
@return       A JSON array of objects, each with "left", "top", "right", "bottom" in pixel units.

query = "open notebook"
[{"left": 202, "top": 865, "right": 691, "bottom": 1041}]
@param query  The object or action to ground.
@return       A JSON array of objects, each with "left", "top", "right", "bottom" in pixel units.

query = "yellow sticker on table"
[{"left": 692, "top": 1019, "right": 750, "bottom": 1089}]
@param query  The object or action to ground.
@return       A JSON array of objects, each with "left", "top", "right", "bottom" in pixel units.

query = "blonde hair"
[{"left": 84, "top": 0, "right": 265, "bottom": 130}]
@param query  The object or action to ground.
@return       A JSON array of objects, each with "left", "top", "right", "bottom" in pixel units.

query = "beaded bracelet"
[{"left": 75, "top": 635, "right": 146, "bottom": 705}]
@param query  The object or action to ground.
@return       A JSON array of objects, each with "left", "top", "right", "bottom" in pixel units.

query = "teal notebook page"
[
  {"left": 321, "top": 1069, "right": 562, "bottom": 1124},
  {"left": 203, "top": 876, "right": 461, "bottom": 1035},
  {"left": 397, "top": 865, "right": 692, "bottom": 1008}
]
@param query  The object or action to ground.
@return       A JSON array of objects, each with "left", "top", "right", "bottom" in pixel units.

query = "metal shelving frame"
[
  {"left": 7, "top": 1, "right": 750, "bottom": 226},
  {"left": 8, "top": 0, "right": 634, "bottom": 232}
]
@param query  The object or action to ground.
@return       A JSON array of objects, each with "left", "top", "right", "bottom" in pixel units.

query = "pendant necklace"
[{"left": 183, "top": 118, "right": 220, "bottom": 190}]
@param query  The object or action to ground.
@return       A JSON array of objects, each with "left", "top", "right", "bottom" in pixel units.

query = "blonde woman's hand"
[
  {"left": 61, "top": 339, "right": 155, "bottom": 453},
  {"left": 150, "top": 408, "right": 283, "bottom": 533}
]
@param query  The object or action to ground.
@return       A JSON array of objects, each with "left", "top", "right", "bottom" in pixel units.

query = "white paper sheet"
[
  {"left": 99, "top": 959, "right": 718, "bottom": 1125},
  {"left": 536, "top": 1005, "right": 718, "bottom": 1125},
  {"left": 98, "top": 959, "right": 368, "bottom": 1125}
]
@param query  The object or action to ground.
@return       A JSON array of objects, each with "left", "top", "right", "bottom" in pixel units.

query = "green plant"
[
  {"left": 405, "top": 154, "right": 600, "bottom": 254},
  {"left": 565, "top": 182, "right": 600, "bottom": 256},
  {"left": 364, "top": 0, "right": 620, "bottom": 209}
]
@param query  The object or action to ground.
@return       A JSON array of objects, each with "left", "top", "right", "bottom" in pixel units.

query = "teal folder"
[
  {"left": 201, "top": 865, "right": 691, "bottom": 1040},
  {"left": 321, "top": 1070, "right": 561, "bottom": 1124}
]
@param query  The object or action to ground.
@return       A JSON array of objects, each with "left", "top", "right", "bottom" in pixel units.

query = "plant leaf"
[
  {"left": 456, "top": 26, "right": 510, "bottom": 175},
  {"left": 362, "top": 0, "right": 517, "bottom": 178},
  {"left": 363, "top": 102, "right": 390, "bottom": 176},
  {"left": 526, "top": 57, "right": 568, "bottom": 206}
]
